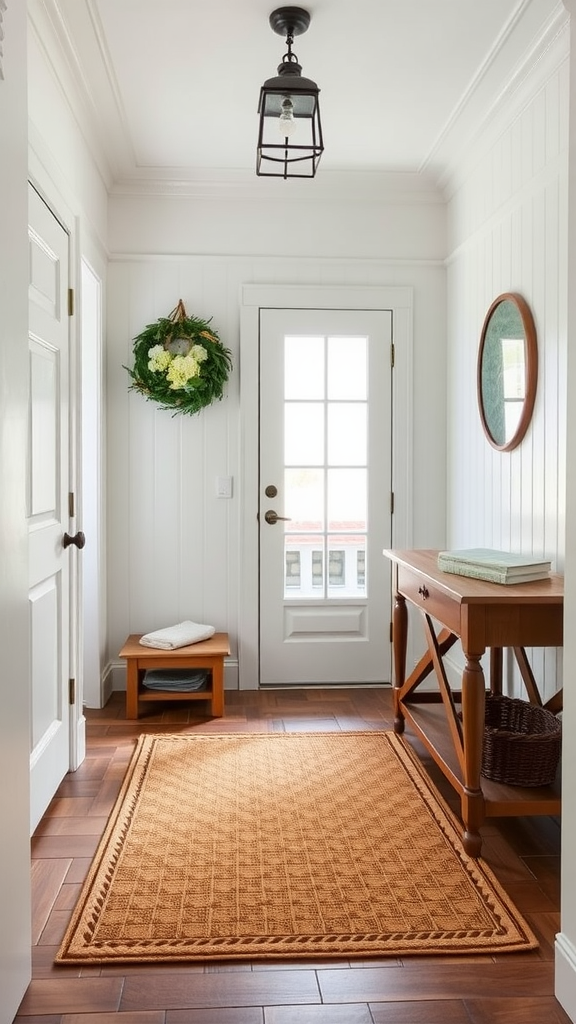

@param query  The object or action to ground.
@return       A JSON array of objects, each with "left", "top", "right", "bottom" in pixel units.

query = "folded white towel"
[{"left": 139, "top": 620, "right": 216, "bottom": 650}]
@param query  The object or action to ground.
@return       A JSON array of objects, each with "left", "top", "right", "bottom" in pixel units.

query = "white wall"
[
  {"left": 445, "top": 23, "right": 569, "bottom": 703},
  {"left": 445, "top": 10, "right": 576, "bottom": 1019},
  {"left": 105, "top": 190, "right": 448, "bottom": 689},
  {"left": 0, "top": 4, "right": 33, "bottom": 1020},
  {"left": 557, "top": 4, "right": 576, "bottom": 1018},
  {"left": 27, "top": 3, "right": 109, "bottom": 250}
]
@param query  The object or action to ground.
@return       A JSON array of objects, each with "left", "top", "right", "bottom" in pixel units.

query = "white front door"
[
  {"left": 259, "top": 308, "right": 392, "bottom": 686},
  {"left": 28, "top": 184, "right": 74, "bottom": 832}
]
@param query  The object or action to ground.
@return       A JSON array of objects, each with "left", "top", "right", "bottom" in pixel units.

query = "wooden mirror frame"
[{"left": 477, "top": 292, "right": 538, "bottom": 452}]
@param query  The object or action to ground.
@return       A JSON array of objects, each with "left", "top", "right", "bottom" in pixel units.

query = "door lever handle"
[
  {"left": 63, "top": 531, "right": 86, "bottom": 549},
  {"left": 264, "top": 510, "right": 291, "bottom": 525}
]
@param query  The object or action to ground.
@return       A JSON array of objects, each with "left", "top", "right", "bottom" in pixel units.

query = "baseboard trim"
[{"left": 555, "top": 932, "right": 576, "bottom": 1021}]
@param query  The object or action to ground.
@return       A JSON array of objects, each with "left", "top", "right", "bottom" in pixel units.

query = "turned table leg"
[
  {"left": 460, "top": 650, "right": 486, "bottom": 857},
  {"left": 490, "top": 647, "right": 503, "bottom": 695},
  {"left": 392, "top": 591, "right": 407, "bottom": 734}
]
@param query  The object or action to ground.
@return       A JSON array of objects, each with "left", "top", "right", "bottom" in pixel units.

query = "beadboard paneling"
[
  {"left": 446, "top": 32, "right": 568, "bottom": 702},
  {"left": 106, "top": 252, "right": 447, "bottom": 688}
]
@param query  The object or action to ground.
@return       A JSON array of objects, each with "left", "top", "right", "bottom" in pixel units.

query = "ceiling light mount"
[
  {"left": 256, "top": 6, "right": 324, "bottom": 180},
  {"left": 268, "top": 7, "right": 311, "bottom": 39}
]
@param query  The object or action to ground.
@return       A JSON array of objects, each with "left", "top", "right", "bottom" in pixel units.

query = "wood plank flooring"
[{"left": 15, "top": 687, "right": 571, "bottom": 1024}]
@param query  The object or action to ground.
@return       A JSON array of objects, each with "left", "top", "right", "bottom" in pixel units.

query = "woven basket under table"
[{"left": 481, "top": 694, "right": 562, "bottom": 787}]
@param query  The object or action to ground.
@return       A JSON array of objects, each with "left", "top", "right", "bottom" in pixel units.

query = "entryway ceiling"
[{"left": 35, "top": 0, "right": 561, "bottom": 189}]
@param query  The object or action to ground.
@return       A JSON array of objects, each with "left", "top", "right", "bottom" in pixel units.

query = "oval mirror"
[{"left": 477, "top": 292, "right": 537, "bottom": 452}]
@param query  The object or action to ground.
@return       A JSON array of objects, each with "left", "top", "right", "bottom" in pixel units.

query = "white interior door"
[
  {"left": 28, "top": 183, "right": 73, "bottom": 833},
  {"left": 259, "top": 308, "right": 392, "bottom": 686}
]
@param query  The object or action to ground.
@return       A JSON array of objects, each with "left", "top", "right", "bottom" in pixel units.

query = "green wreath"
[{"left": 125, "top": 300, "right": 232, "bottom": 415}]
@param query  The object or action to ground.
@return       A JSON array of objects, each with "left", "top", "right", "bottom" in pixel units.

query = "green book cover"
[
  {"left": 437, "top": 559, "right": 550, "bottom": 585},
  {"left": 438, "top": 548, "right": 551, "bottom": 576}
]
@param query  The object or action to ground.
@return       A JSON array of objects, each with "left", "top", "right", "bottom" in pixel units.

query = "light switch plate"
[{"left": 216, "top": 476, "right": 233, "bottom": 498}]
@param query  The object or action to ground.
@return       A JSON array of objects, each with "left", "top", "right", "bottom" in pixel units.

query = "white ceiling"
[{"left": 36, "top": 0, "right": 561, "bottom": 189}]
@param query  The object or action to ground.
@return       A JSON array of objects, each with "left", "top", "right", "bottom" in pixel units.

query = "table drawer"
[{"left": 397, "top": 566, "right": 462, "bottom": 635}]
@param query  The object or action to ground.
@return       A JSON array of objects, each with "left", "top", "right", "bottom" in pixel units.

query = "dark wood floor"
[{"left": 16, "top": 686, "right": 570, "bottom": 1024}]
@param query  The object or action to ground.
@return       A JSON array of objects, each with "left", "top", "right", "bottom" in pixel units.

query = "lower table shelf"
[{"left": 403, "top": 701, "right": 561, "bottom": 819}]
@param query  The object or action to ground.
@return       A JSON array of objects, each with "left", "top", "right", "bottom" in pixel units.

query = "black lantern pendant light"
[{"left": 256, "top": 6, "right": 324, "bottom": 179}]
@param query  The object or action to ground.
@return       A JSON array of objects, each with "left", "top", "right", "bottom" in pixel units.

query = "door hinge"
[
  {"left": 390, "top": 343, "right": 395, "bottom": 368},
  {"left": 389, "top": 621, "right": 393, "bottom": 643},
  {"left": 69, "top": 678, "right": 76, "bottom": 705},
  {"left": 68, "top": 492, "right": 75, "bottom": 517},
  {"left": 68, "top": 288, "right": 74, "bottom": 316},
  {"left": 390, "top": 491, "right": 395, "bottom": 514}
]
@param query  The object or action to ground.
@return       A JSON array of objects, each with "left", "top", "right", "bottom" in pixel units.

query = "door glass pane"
[
  {"left": 312, "top": 548, "right": 324, "bottom": 589},
  {"left": 327, "top": 537, "right": 367, "bottom": 597},
  {"left": 328, "top": 548, "right": 345, "bottom": 586},
  {"left": 357, "top": 549, "right": 366, "bottom": 588},
  {"left": 328, "top": 336, "right": 367, "bottom": 399},
  {"left": 285, "top": 550, "right": 301, "bottom": 589},
  {"left": 285, "top": 336, "right": 325, "bottom": 399},
  {"left": 327, "top": 468, "right": 367, "bottom": 529},
  {"left": 284, "top": 535, "right": 324, "bottom": 598},
  {"left": 327, "top": 404, "right": 366, "bottom": 465},
  {"left": 285, "top": 468, "right": 324, "bottom": 531},
  {"left": 285, "top": 403, "right": 324, "bottom": 464}
]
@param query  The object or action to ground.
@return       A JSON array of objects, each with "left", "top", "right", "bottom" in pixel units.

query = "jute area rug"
[{"left": 56, "top": 731, "right": 537, "bottom": 964}]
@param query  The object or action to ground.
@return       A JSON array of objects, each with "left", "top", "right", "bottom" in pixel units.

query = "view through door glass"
[
  {"left": 259, "top": 308, "right": 392, "bottom": 687},
  {"left": 284, "top": 332, "right": 368, "bottom": 599}
]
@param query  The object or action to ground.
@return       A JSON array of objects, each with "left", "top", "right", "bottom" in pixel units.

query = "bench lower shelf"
[{"left": 118, "top": 632, "right": 230, "bottom": 719}]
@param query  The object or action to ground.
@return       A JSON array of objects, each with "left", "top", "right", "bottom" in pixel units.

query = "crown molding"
[
  {"left": 423, "top": 0, "right": 568, "bottom": 193},
  {"left": 109, "top": 168, "right": 445, "bottom": 205},
  {"left": 27, "top": 0, "right": 129, "bottom": 186}
]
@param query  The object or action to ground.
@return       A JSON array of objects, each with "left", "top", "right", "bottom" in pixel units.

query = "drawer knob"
[{"left": 418, "top": 585, "right": 429, "bottom": 600}]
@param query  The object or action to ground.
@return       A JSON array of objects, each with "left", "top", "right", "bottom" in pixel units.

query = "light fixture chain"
[{"left": 283, "top": 29, "right": 299, "bottom": 65}]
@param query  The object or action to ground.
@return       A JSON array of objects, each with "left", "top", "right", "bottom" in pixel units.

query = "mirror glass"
[{"left": 477, "top": 293, "right": 537, "bottom": 451}]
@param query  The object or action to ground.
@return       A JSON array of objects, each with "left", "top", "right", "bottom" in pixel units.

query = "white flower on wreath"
[
  {"left": 147, "top": 342, "right": 209, "bottom": 390},
  {"left": 166, "top": 351, "right": 203, "bottom": 390},
  {"left": 190, "top": 344, "right": 208, "bottom": 363},
  {"left": 147, "top": 345, "right": 171, "bottom": 373}
]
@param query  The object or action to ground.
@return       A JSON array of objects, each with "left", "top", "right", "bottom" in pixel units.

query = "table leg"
[
  {"left": 210, "top": 658, "right": 224, "bottom": 717},
  {"left": 490, "top": 647, "right": 503, "bottom": 695},
  {"left": 460, "top": 650, "right": 486, "bottom": 857},
  {"left": 392, "top": 591, "right": 407, "bottom": 734},
  {"left": 125, "top": 660, "right": 140, "bottom": 720}
]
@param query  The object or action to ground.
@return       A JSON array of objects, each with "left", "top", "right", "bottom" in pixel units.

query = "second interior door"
[{"left": 28, "top": 183, "right": 73, "bottom": 832}]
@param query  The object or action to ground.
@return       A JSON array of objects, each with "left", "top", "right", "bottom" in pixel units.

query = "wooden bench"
[{"left": 118, "top": 632, "right": 230, "bottom": 719}]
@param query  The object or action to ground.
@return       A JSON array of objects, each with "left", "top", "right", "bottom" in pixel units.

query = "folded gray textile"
[
  {"left": 142, "top": 669, "right": 209, "bottom": 692},
  {"left": 139, "top": 620, "right": 216, "bottom": 650}
]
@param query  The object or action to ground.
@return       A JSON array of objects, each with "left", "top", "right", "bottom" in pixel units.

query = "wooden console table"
[
  {"left": 384, "top": 550, "right": 563, "bottom": 857},
  {"left": 119, "top": 633, "right": 230, "bottom": 720}
]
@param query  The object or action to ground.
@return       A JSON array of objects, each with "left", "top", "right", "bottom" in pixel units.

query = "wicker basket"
[{"left": 481, "top": 694, "right": 561, "bottom": 787}]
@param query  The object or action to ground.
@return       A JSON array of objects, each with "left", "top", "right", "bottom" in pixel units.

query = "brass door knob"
[{"left": 264, "top": 510, "right": 291, "bottom": 525}]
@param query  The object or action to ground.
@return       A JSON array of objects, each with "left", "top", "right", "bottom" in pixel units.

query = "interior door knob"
[
  {"left": 264, "top": 510, "right": 291, "bottom": 525},
  {"left": 63, "top": 531, "right": 86, "bottom": 549}
]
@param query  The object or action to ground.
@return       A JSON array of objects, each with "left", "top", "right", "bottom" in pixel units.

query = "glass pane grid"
[{"left": 283, "top": 333, "right": 368, "bottom": 600}]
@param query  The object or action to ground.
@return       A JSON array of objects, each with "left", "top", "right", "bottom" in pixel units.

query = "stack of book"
[{"left": 437, "top": 548, "right": 552, "bottom": 585}]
